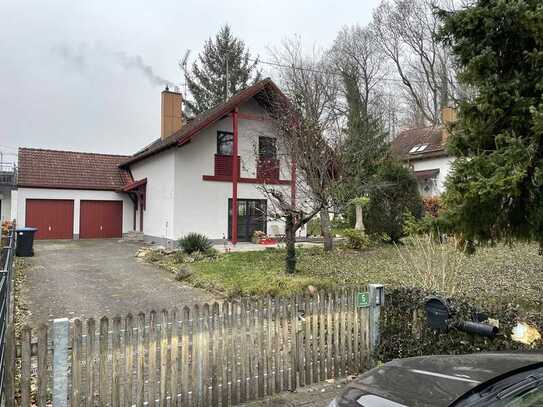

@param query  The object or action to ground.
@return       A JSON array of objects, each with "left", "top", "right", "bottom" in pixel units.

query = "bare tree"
[
  {"left": 330, "top": 26, "right": 391, "bottom": 228},
  {"left": 258, "top": 38, "right": 340, "bottom": 270},
  {"left": 331, "top": 25, "right": 389, "bottom": 122},
  {"left": 373, "top": 0, "right": 457, "bottom": 127}
]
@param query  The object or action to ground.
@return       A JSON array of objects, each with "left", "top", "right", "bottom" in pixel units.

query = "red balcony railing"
[
  {"left": 256, "top": 159, "right": 280, "bottom": 180},
  {"left": 214, "top": 154, "right": 240, "bottom": 177}
]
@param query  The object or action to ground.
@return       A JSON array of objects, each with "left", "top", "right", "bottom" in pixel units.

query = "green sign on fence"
[{"left": 357, "top": 292, "right": 370, "bottom": 308}]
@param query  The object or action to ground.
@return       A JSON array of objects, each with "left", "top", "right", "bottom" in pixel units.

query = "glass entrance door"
[{"left": 228, "top": 199, "right": 267, "bottom": 241}]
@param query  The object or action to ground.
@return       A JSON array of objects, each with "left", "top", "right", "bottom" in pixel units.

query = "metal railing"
[
  {"left": 0, "top": 226, "right": 15, "bottom": 406},
  {"left": 0, "top": 163, "right": 16, "bottom": 186}
]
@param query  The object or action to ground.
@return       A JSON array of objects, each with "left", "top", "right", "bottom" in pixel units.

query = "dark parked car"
[{"left": 329, "top": 353, "right": 543, "bottom": 406}]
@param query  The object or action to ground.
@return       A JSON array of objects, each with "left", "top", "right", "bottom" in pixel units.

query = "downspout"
[{"left": 231, "top": 108, "right": 239, "bottom": 245}]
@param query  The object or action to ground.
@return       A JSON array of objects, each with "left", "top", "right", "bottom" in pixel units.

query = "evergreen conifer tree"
[
  {"left": 439, "top": 0, "right": 543, "bottom": 250},
  {"left": 184, "top": 24, "right": 261, "bottom": 115}
]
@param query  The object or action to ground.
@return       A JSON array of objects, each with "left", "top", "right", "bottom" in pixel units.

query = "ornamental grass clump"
[
  {"left": 396, "top": 234, "right": 466, "bottom": 296},
  {"left": 177, "top": 233, "right": 212, "bottom": 254}
]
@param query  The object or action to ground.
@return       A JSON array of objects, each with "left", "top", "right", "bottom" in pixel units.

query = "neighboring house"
[
  {"left": 0, "top": 163, "right": 17, "bottom": 222},
  {"left": 392, "top": 108, "right": 456, "bottom": 197},
  {"left": 14, "top": 78, "right": 296, "bottom": 243}
]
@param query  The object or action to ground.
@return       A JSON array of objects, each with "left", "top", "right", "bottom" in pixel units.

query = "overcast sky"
[{"left": 0, "top": 0, "right": 381, "bottom": 161}]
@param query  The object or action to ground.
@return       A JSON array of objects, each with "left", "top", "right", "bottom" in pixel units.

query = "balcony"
[
  {"left": 0, "top": 163, "right": 16, "bottom": 188},
  {"left": 256, "top": 159, "right": 280, "bottom": 180},
  {"left": 203, "top": 155, "right": 290, "bottom": 185},
  {"left": 214, "top": 154, "right": 240, "bottom": 177}
]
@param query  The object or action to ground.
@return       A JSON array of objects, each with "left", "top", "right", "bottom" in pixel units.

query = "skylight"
[{"left": 409, "top": 144, "right": 429, "bottom": 154}]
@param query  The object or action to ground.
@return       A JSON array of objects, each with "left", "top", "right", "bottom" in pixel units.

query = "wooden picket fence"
[{"left": 15, "top": 289, "right": 375, "bottom": 407}]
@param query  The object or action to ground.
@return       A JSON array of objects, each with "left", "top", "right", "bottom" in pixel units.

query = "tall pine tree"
[
  {"left": 184, "top": 24, "right": 261, "bottom": 115},
  {"left": 439, "top": 0, "right": 543, "bottom": 250}
]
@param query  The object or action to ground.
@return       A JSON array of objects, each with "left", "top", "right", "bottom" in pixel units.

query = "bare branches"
[{"left": 372, "top": 0, "right": 457, "bottom": 127}]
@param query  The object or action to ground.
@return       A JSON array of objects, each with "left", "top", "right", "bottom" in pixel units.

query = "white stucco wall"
[
  {"left": 129, "top": 97, "right": 302, "bottom": 242},
  {"left": 411, "top": 156, "right": 455, "bottom": 196},
  {"left": 172, "top": 100, "right": 291, "bottom": 240},
  {"left": 130, "top": 149, "right": 176, "bottom": 241},
  {"left": 10, "top": 190, "right": 17, "bottom": 220},
  {"left": 0, "top": 190, "right": 12, "bottom": 222},
  {"left": 15, "top": 188, "right": 134, "bottom": 236}
]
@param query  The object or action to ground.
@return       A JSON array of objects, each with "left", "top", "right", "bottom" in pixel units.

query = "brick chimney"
[
  {"left": 161, "top": 86, "right": 183, "bottom": 140},
  {"left": 441, "top": 106, "right": 457, "bottom": 144}
]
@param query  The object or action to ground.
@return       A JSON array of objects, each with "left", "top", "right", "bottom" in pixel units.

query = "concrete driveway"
[{"left": 21, "top": 240, "right": 215, "bottom": 325}]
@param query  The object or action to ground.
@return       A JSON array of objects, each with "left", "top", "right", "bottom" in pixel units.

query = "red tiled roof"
[
  {"left": 18, "top": 148, "right": 133, "bottom": 190},
  {"left": 120, "top": 78, "right": 285, "bottom": 167},
  {"left": 392, "top": 127, "right": 449, "bottom": 160}
]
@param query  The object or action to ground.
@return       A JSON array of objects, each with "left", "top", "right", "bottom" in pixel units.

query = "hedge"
[{"left": 376, "top": 287, "right": 543, "bottom": 363}]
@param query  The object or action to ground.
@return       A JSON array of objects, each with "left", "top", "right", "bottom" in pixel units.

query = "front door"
[{"left": 228, "top": 199, "right": 267, "bottom": 241}]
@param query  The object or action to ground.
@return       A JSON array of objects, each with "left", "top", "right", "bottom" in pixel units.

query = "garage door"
[
  {"left": 80, "top": 200, "right": 123, "bottom": 239},
  {"left": 26, "top": 199, "right": 74, "bottom": 240}
]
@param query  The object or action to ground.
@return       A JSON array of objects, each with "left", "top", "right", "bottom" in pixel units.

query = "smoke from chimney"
[{"left": 53, "top": 42, "right": 172, "bottom": 87}]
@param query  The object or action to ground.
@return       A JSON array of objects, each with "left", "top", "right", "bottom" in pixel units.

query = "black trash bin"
[{"left": 15, "top": 227, "right": 38, "bottom": 257}]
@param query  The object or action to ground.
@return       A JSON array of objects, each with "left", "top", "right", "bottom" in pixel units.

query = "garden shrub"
[
  {"left": 364, "top": 160, "right": 423, "bottom": 242},
  {"left": 307, "top": 218, "right": 322, "bottom": 237},
  {"left": 145, "top": 249, "right": 164, "bottom": 263},
  {"left": 341, "top": 228, "right": 370, "bottom": 250},
  {"left": 177, "top": 233, "right": 212, "bottom": 254},
  {"left": 422, "top": 196, "right": 442, "bottom": 217}
]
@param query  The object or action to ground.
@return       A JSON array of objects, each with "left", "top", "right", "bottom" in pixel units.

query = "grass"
[{"left": 144, "top": 241, "right": 543, "bottom": 308}]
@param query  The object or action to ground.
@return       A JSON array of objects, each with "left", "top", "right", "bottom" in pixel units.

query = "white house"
[
  {"left": 14, "top": 78, "right": 297, "bottom": 244},
  {"left": 0, "top": 163, "right": 16, "bottom": 223},
  {"left": 392, "top": 108, "right": 457, "bottom": 197}
]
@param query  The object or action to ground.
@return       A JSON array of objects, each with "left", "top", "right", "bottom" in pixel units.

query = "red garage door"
[
  {"left": 80, "top": 200, "right": 123, "bottom": 239},
  {"left": 26, "top": 199, "right": 74, "bottom": 240}
]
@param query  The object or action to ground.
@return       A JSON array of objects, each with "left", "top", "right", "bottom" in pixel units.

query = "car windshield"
[
  {"left": 453, "top": 367, "right": 543, "bottom": 406},
  {"left": 494, "top": 381, "right": 543, "bottom": 406}
]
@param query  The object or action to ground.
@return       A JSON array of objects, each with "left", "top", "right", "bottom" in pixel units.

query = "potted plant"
[{"left": 251, "top": 230, "right": 267, "bottom": 244}]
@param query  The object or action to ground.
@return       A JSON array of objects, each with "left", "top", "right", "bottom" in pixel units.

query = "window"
[
  {"left": 409, "top": 144, "right": 430, "bottom": 154},
  {"left": 217, "top": 131, "right": 234, "bottom": 156},
  {"left": 259, "top": 137, "right": 277, "bottom": 160}
]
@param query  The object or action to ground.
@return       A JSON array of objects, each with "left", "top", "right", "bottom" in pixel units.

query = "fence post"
[
  {"left": 52, "top": 318, "right": 70, "bottom": 407},
  {"left": 368, "top": 284, "right": 384, "bottom": 353}
]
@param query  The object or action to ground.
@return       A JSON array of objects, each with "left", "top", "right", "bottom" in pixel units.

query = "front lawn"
[{"left": 143, "top": 240, "right": 543, "bottom": 309}]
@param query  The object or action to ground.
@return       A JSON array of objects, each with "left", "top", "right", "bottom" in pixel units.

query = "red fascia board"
[
  {"left": 202, "top": 175, "right": 291, "bottom": 185},
  {"left": 176, "top": 81, "right": 284, "bottom": 147},
  {"left": 122, "top": 178, "right": 148, "bottom": 192},
  {"left": 119, "top": 79, "right": 287, "bottom": 168}
]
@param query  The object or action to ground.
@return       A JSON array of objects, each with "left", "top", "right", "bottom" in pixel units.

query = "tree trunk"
[
  {"left": 354, "top": 203, "right": 365, "bottom": 233},
  {"left": 320, "top": 208, "right": 333, "bottom": 252},
  {"left": 285, "top": 214, "right": 297, "bottom": 274}
]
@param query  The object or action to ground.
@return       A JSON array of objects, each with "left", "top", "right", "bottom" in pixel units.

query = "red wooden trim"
[
  {"left": 236, "top": 112, "right": 271, "bottom": 122},
  {"left": 122, "top": 178, "right": 147, "bottom": 192},
  {"left": 231, "top": 108, "right": 239, "bottom": 245},
  {"left": 120, "top": 79, "right": 288, "bottom": 168},
  {"left": 203, "top": 175, "right": 291, "bottom": 185}
]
